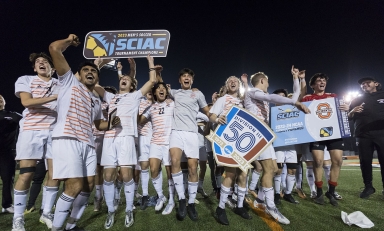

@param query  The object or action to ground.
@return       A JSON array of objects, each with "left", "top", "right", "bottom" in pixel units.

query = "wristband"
[
  {"left": 118, "top": 70, "right": 122, "bottom": 76},
  {"left": 215, "top": 118, "right": 219, "bottom": 123}
]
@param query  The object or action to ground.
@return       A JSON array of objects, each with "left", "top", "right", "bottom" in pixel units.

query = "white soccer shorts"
[
  {"left": 101, "top": 136, "right": 137, "bottom": 166},
  {"left": 16, "top": 130, "right": 52, "bottom": 160},
  {"left": 138, "top": 135, "right": 151, "bottom": 162},
  {"left": 169, "top": 130, "right": 199, "bottom": 159},
  {"left": 94, "top": 134, "right": 104, "bottom": 164},
  {"left": 149, "top": 143, "right": 171, "bottom": 166}
]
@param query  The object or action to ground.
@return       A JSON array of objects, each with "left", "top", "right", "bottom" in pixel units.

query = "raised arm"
[
  {"left": 94, "top": 84, "right": 106, "bottom": 99},
  {"left": 128, "top": 58, "right": 136, "bottom": 79},
  {"left": 19, "top": 93, "right": 57, "bottom": 108},
  {"left": 290, "top": 65, "right": 301, "bottom": 102},
  {"left": 49, "top": 34, "right": 80, "bottom": 76},
  {"left": 117, "top": 61, "right": 123, "bottom": 79},
  {"left": 139, "top": 55, "right": 158, "bottom": 95},
  {"left": 298, "top": 69, "right": 307, "bottom": 101},
  {"left": 241, "top": 73, "right": 249, "bottom": 91}
]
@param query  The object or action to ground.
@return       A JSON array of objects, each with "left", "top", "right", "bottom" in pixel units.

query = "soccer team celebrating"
[{"left": 7, "top": 33, "right": 380, "bottom": 231}]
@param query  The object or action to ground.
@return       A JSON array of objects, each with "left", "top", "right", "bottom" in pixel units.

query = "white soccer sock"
[
  {"left": 52, "top": 193, "right": 75, "bottom": 229},
  {"left": 285, "top": 174, "right": 296, "bottom": 194},
  {"left": 152, "top": 173, "right": 164, "bottom": 199},
  {"left": 215, "top": 174, "right": 222, "bottom": 189},
  {"left": 281, "top": 164, "right": 287, "bottom": 189},
  {"left": 115, "top": 180, "right": 123, "bottom": 200},
  {"left": 95, "top": 185, "right": 102, "bottom": 201},
  {"left": 263, "top": 187, "right": 275, "bottom": 208},
  {"left": 168, "top": 179, "right": 175, "bottom": 204},
  {"left": 296, "top": 163, "right": 303, "bottom": 189},
  {"left": 124, "top": 179, "right": 135, "bottom": 212},
  {"left": 188, "top": 181, "right": 198, "bottom": 204},
  {"left": 237, "top": 186, "right": 246, "bottom": 208},
  {"left": 306, "top": 166, "right": 316, "bottom": 193},
  {"left": 140, "top": 169, "right": 149, "bottom": 196},
  {"left": 258, "top": 187, "right": 265, "bottom": 201},
  {"left": 103, "top": 181, "right": 115, "bottom": 212},
  {"left": 13, "top": 189, "right": 28, "bottom": 219},
  {"left": 182, "top": 169, "right": 188, "bottom": 192},
  {"left": 219, "top": 185, "right": 230, "bottom": 209},
  {"left": 41, "top": 185, "right": 47, "bottom": 210},
  {"left": 249, "top": 171, "right": 260, "bottom": 191},
  {"left": 171, "top": 171, "right": 185, "bottom": 200},
  {"left": 65, "top": 192, "right": 90, "bottom": 230},
  {"left": 198, "top": 179, "right": 204, "bottom": 189},
  {"left": 274, "top": 175, "right": 282, "bottom": 194},
  {"left": 43, "top": 186, "right": 59, "bottom": 215}
]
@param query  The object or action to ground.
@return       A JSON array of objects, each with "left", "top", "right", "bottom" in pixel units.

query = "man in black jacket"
[
  {"left": 348, "top": 77, "right": 384, "bottom": 198},
  {"left": 0, "top": 95, "right": 22, "bottom": 213}
]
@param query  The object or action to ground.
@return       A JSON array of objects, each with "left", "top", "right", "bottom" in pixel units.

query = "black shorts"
[{"left": 309, "top": 138, "right": 344, "bottom": 151}]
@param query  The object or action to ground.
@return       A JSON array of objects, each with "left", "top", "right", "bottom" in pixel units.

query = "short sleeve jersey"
[
  {"left": 301, "top": 93, "right": 337, "bottom": 102},
  {"left": 244, "top": 88, "right": 270, "bottom": 124},
  {"left": 92, "top": 101, "right": 109, "bottom": 136},
  {"left": 170, "top": 89, "right": 207, "bottom": 133},
  {"left": 143, "top": 100, "right": 175, "bottom": 145},
  {"left": 15, "top": 75, "right": 58, "bottom": 132},
  {"left": 210, "top": 94, "right": 243, "bottom": 117},
  {"left": 104, "top": 91, "right": 142, "bottom": 138},
  {"left": 51, "top": 70, "right": 103, "bottom": 147},
  {"left": 138, "top": 98, "right": 153, "bottom": 137}
]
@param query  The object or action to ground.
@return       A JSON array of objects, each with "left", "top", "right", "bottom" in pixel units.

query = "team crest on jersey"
[
  {"left": 206, "top": 106, "right": 276, "bottom": 172},
  {"left": 83, "top": 30, "right": 170, "bottom": 59}
]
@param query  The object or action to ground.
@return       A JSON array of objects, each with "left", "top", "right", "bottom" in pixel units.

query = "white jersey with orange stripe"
[
  {"left": 138, "top": 98, "right": 153, "bottom": 137},
  {"left": 52, "top": 70, "right": 103, "bottom": 147},
  {"left": 104, "top": 91, "right": 142, "bottom": 138},
  {"left": 92, "top": 101, "right": 109, "bottom": 136},
  {"left": 209, "top": 94, "right": 243, "bottom": 117},
  {"left": 143, "top": 100, "right": 175, "bottom": 145},
  {"left": 15, "top": 75, "right": 58, "bottom": 132}
]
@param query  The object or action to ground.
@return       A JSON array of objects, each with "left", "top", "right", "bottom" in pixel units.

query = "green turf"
[{"left": 1, "top": 164, "right": 383, "bottom": 231}]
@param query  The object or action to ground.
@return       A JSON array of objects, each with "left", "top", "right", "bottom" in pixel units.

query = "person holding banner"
[
  {"left": 165, "top": 68, "right": 210, "bottom": 221},
  {"left": 94, "top": 55, "right": 158, "bottom": 229},
  {"left": 301, "top": 73, "right": 349, "bottom": 206},
  {"left": 349, "top": 77, "right": 384, "bottom": 199},
  {"left": 243, "top": 67, "right": 309, "bottom": 225},
  {"left": 209, "top": 76, "right": 252, "bottom": 225}
]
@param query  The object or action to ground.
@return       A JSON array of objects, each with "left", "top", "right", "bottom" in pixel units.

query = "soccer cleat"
[
  {"left": 197, "top": 187, "right": 208, "bottom": 198},
  {"left": 155, "top": 197, "right": 167, "bottom": 211},
  {"left": 24, "top": 206, "right": 35, "bottom": 214},
  {"left": 176, "top": 199, "right": 187, "bottom": 220},
  {"left": 187, "top": 203, "right": 198, "bottom": 221},
  {"left": 125, "top": 210, "right": 134, "bottom": 227},
  {"left": 334, "top": 191, "right": 342, "bottom": 200},
  {"left": 265, "top": 206, "right": 290, "bottom": 225},
  {"left": 283, "top": 194, "right": 299, "bottom": 204},
  {"left": 360, "top": 186, "right": 376, "bottom": 199},
  {"left": 296, "top": 188, "right": 307, "bottom": 199},
  {"left": 274, "top": 193, "right": 282, "bottom": 205},
  {"left": 226, "top": 196, "right": 236, "bottom": 209},
  {"left": 94, "top": 198, "right": 102, "bottom": 212},
  {"left": 234, "top": 207, "right": 252, "bottom": 220},
  {"left": 12, "top": 217, "right": 25, "bottom": 231},
  {"left": 310, "top": 191, "right": 317, "bottom": 199},
  {"left": 313, "top": 194, "right": 324, "bottom": 205},
  {"left": 215, "top": 207, "right": 229, "bottom": 225},
  {"left": 2, "top": 205, "right": 14, "bottom": 213},
  {"left": 253, "top": 197, "right": 266, "bottom": 211},
  {"left": 140, "top": 195, "right": 149, "bottom": 210},
  {"left": 325, "top": 192, "right": 338, "bottom": 206},
  {"left": 194, "top": 199, "right": 200, "bottom": 204},
  {"left": 104, "top": 211, "right": 115, "bottom": 229},
  {"left": 162, "top": 203, "right": 175, "bottom": 215},
  {"left": 39, "top": 213, "right": 54, "bottom": 229}
]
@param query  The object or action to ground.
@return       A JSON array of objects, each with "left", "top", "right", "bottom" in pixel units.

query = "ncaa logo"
[{"left": 316, "top": 103, "right": 333, "bottom": 119}]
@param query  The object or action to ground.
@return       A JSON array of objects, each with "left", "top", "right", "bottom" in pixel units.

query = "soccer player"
[
  {"left": 139, "top": 82, "right": 176, "bottom": 215},
  {"left": 0, "top": 95, "right": 22, "bottom": 214},
  {"left": 210, "top": 76, "right": 252, "bottom": 225},
  {"left": 48, "top": 34, "right": 112, "bottom": 231},
  {"left": 12, "top": 52, "right": 59, "bottom": 231},
  {"left": 301, "top": 73, "right": 349, "bottom": 206},
  {"left": 95, "top": 55, "right": 157, "bottom": 229},
  {"left": 165, "top": 68, "right": 210, "bottom": 221},
  {"left": 243, "top": 67, "right": 309, "bottom": 225}
]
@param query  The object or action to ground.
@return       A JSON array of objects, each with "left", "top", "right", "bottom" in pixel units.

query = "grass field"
[{"left": 1, "top": 161, "right": 383, "bottom": 231}]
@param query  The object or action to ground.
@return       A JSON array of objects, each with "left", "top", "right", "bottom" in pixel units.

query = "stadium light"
[{"left": 344, "top": 91, "right": 361, "bottom": 103}]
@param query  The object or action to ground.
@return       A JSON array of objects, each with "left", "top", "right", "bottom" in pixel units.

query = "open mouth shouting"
[{"left": 86, "top": 73, "right": 95, "bottom": 81}]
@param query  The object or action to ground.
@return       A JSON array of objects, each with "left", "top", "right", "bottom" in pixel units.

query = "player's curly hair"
[
  {"left": 77, "top": 61, "right": 100, "bottom": 77},
  {"left": 179, "top": 68, "right": 195, "bottom": 79},
  {"left": 29, "top": 52, "right": 54, "bottom": 68},
  {"left": 151, "top": 82, "right": 169, "bottom": 102},
  {"left": 225, "top": 76, "right": 242, "bottom": 99},
  {"left": 309, "top": 73, "right": 329, "bottom": 88}
]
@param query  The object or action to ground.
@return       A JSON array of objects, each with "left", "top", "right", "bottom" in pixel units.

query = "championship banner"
[
  {"left": 206, "top": 106, "right": 276, "bottom": 173},
  {"left": 83, "top": 30, "right": 170, "bottom": 59},
  {"left": 271, "top": 98, "right": 351, "bottom": 147}
]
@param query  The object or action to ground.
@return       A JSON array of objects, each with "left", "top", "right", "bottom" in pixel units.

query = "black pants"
[
  {"left": 27, "top": 159, "right": 47, "bottom": 209},
  {"left": 206, "top": 151, "right": 218, "bottom": 189},
  {"left": 358, "top": 136, "right": 384, "bottom": 187},
  {"left": 0, "top": 153, "right": 16, "bottom": 208}
]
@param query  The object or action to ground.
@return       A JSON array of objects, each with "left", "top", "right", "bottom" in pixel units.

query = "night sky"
[{"left": 1, "top": 1, "right": 383, "bottom": 113}]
